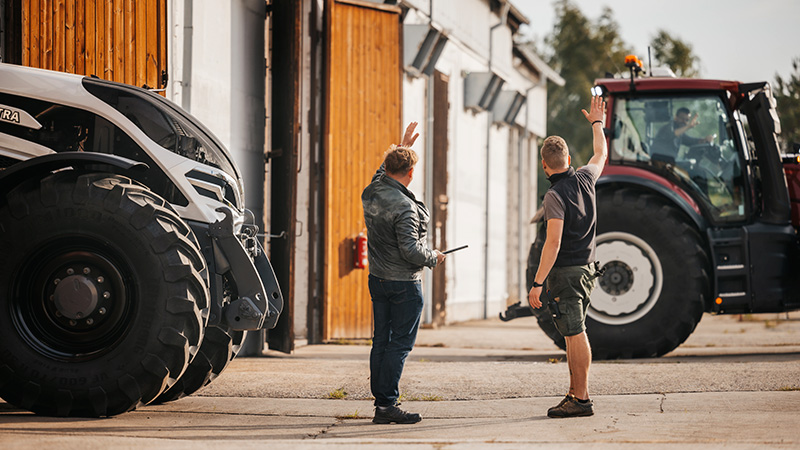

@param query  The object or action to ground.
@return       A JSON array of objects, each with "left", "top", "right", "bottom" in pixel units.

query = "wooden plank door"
[
  {"left": 324, "top": 0, "right": 401, "bottom": 340},
  {"left": 15, "top": 0, "right": 167, "bottom": 90}
]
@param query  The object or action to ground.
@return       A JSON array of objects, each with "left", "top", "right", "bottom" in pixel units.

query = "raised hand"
[
  {"left": 581, "top": 95, "right": 606, "bottom": 125},
  {"left": 401, "top": 121, "right": 420, "bottom": 148}
]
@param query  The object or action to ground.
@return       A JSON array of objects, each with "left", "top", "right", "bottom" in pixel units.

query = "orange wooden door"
[
  {"left": 324, "top": 0, "right": 401, "bottom": 340},
  {"left": 18, "top": 0, "right": 167, "bottom": 89}
]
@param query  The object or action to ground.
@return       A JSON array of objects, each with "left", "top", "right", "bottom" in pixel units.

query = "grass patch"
[
  {"left": 337, "top": 410, "right": 364, "bottom": 419},
  {"left": 779, "top": 386, "right": 800, "bottom": 391},
  {"left": 399, "top": 393, "right": 443, "bottom": 402},
  {"left": 326, "top": 387, "right": 348, "bottom": 399},
  {"left": 547, "top": 357, "right": 563, "bottom": 364}
]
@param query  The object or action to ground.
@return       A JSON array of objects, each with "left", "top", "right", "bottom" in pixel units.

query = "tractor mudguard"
[
  {"left": 0, "top": 151, "right": 147, "bottom": 193},
  {"left": 597, "top": 172, "right": 707, "bottom": 231},
  {"left": 208, "top": 206, "right": 283, "bottom": 331}
]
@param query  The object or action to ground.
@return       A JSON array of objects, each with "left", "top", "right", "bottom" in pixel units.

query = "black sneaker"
[
  {"left": 547, "top": 396, "right": 594, "bottom": 418},
  {"left": 372, "top": 405, "right": 422, "bottom": 424}
]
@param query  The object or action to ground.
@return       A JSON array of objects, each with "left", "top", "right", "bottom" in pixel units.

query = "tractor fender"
[
  {"left": 0, "top": 152, "right": 148, "bottom": 193},
  {"left": 597, "top": 172, "right": 707, "bottom": 232}
]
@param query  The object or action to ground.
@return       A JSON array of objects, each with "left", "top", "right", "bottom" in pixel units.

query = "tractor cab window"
[
  {"left": 82, "top": 79, "right": 239, "bottom": 181},
  {"left": 611, "top": 95, "right": 746, "bottom": 222}
]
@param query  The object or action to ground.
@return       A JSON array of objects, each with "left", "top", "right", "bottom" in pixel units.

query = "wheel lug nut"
[
  {"left": 103, "top": 291, "right": 111, "bottom": 299},
  {"left": 83, "top": 267, "right": 91, "bottom": 275},
  {"left": 69, "top": 320, "right": 77, "bottom": 326},
  {"left": 49, "top": 295, "right": 54, "bottom": 301},
  {"left": 99, "top": 307, "right": 107, "bottom": 315},
  {"left": 76, "top": 312, "right": 83, "bottom": 319},
  {"left": 55, "top": 311, "right": 62, "bottom": 317},
  {"left": 66, "top": 268, "right": 75, "bottom": 275},
  {"left": 97, "top": 276, "right": 105, "bottom": 283},
  {"left": 86, "top": 318, "right": 94, "bottom": 325},
  {"left": 54, "top": 278, "right": 61, "bottom": 285}
]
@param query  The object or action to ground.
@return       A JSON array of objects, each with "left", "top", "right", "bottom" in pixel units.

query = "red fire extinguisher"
[{"left": 354, "top": 232, "right": 368, "bottom": 269}]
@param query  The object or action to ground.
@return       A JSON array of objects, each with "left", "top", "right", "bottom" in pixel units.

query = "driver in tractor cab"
[{"left": 654, "top": 107, "right": 715, "bottom": 160}]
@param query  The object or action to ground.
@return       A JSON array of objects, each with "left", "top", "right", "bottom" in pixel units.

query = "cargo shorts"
[{"left": 546, "top": 264, "right": 597, "bottom": 337}]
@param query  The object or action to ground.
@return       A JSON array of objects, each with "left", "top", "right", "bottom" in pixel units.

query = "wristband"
[
  {"left": 591, "top": 120, "right": 603, "bottom": 126},
  {"left": 533, "top": 281, "right": 544, "bottom": 288}
]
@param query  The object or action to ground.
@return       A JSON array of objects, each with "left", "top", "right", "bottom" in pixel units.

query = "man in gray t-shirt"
[{"left": 528, "top": 96, "right": 607, "bottom": 419}]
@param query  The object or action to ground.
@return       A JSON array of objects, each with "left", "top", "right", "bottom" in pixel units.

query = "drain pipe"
[
  {"left": 423, "top": 0, "right": 435, "bottom": 325},
  {"left": 483, "top": 1, "right": 510, "bottom": 319},
  {"left": 519, "top": 82, "right": 538, "bottom": 303},
  {"left": 181, "top": 0, "right": 193, "bottom": 110}
]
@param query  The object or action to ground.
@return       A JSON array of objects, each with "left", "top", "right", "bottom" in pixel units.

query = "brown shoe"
[
  {"left": 547, "top": 394, "right": 574, "bottom": 416},
  {"left": 547, "top": 396, "right": 594, "bottom": 418}
]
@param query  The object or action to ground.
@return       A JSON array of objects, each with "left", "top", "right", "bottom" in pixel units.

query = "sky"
[{"left": 514, "top": 0, "right": 800, "bottom": 85}]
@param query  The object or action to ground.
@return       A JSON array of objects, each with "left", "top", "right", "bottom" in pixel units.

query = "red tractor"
[{"left": 503, "top": 58, "right": 800, "bottom": 359}]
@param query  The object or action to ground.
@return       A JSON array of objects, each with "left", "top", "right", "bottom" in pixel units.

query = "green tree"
[
  {"left": 542, "top": 0, "right": 631, "bottom": 167},
  {"left": 774, "top": 58, "right": 800, "bottom": 149},
  {"left": 650, "top": 30, "right": 700, "bottom": 78}
]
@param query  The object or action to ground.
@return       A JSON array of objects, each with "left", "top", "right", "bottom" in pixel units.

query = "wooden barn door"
[
  {"left": 11, "top": 0, "right": 167, "bottom": 89},
  {"left": 323, "top": 0, "right": 401, "bottom": 340}
]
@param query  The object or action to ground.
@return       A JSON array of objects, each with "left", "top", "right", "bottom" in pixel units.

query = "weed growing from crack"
[
  {"left": 337, "top": 410, "right": 364, "bottom": 419},
  {"left": 399, "top": 393, "right": 443, "bottom": 402},
  {"left": 326, "top": 387, "right": 348, "bottom": 399}
]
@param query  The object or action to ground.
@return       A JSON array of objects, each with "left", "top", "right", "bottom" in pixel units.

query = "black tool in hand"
[{"left": 442, "top": 245, "right": 468, "bottom": 254}]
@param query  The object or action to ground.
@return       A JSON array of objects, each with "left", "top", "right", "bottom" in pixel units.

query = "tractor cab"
[{"left": 607, "top": 91, "right": 748, "bottom": 224}]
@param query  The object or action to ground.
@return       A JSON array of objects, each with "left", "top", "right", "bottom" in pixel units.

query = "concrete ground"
[{"left": 1, "top": 312, "right": 799, "bottom": 449}]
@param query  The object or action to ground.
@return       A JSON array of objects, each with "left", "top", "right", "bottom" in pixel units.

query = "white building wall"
[
  {"left": 187, "top": 4, "right": 233, "bottom": 145},
  {"left": 167, "top": 0, "right": 266, "bottom": 220},
  {"left": 403, "top": 0, "right": 545, "bottom": 323},
  {"left": 405, "top": 75, "right": 428, "bottom": 195},
  {"left": 486, "top": 123, "right": 510, "bottom": 314}
]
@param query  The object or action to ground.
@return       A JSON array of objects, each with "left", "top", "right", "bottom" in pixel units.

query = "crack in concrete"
[{"left": 306, "top": 417, "right": 343, "bottom": 439}]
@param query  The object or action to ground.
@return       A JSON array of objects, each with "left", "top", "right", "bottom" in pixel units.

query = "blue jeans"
[{"left": 368, "top": 275, "right": 424, "bottom": 407}]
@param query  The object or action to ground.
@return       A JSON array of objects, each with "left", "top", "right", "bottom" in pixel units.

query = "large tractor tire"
[
  {"left": 587, "top": 188, "right": 709, "bottom": 359},
  {"left": 0, "top": 172, "right": 207, "bottom": 416},
  {"left": 154, "top": 326, "right": 246, "bottom": 403}
]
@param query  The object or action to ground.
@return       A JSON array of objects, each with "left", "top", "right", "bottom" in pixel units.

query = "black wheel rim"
[{"left": 11, "top": 237, "right": 136, "bottom": 361}]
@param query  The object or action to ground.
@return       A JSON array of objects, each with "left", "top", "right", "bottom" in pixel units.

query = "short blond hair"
[
  {"left": 540, "top": 136, "right": 569, "bottom": 169},
  {"left": 384, "top": 144, "right": 419, "bottom": 175}
]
